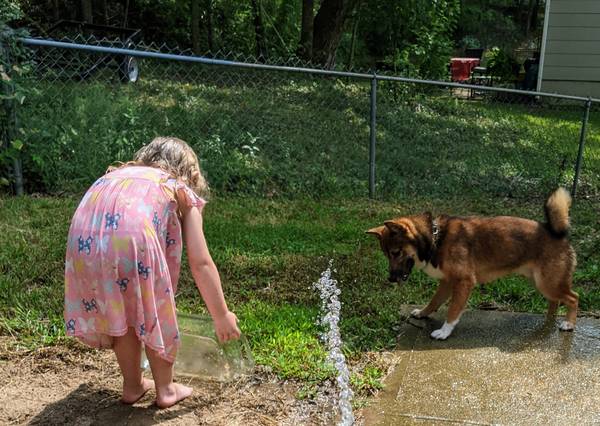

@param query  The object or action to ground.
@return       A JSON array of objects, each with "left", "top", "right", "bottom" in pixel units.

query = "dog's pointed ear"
[
  {"left": 384, "top": 220, "right": 408, "bottom": 236},
  {"left": 365, "top": 226, "right": 385, "bottom": 240},
  {"left": 423, "top": 211, "right": 433, "bottom": 221}
]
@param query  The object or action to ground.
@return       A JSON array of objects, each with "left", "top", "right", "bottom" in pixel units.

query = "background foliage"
[{"left": 7, "top": 0, "right": 545, "bottom": 78}]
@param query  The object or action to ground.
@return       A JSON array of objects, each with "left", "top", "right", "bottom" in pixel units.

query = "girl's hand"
[{"left": 213, "top": 311, "right": 241, "bottom": 343}]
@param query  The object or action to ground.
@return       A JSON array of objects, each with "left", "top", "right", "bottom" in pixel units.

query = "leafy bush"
[
  {"left": 484, "top": 47, "right": 520, "bottom": 84},
  {"left": 353, "top": 0, "right": 460, "bottom": 79},
  {"left": 460, "top": 35, "right": 481, "bottom": 50},
  {"left": 0, "top": 23, "right": 32, "bottom": 192},
  {"left": 0, "top": 0, "right": 22, "bottom": 23}
]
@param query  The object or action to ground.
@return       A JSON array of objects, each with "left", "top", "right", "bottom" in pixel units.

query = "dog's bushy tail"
[{"left": 544, "top": 187, "right": 571, "bottom": 238}]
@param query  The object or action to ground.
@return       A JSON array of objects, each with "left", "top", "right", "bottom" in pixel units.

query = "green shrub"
[{"left": 484, "top": 47, "right": 520, "bottom": 84}]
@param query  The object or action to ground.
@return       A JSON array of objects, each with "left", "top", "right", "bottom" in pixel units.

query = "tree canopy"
[{"left": 6, "top": 0, "right": 545, "bottom": 79}]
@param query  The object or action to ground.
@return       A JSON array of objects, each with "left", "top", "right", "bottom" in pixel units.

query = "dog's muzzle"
[{"left": 388, "top": 258, "right": 415, "bottom": 283}]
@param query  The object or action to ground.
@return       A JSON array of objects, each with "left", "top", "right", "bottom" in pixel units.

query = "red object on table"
[{"left": 450, "top": 58, "right": 480, "bottom": 82}]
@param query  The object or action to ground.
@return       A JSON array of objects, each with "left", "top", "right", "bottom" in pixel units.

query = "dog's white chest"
[{"left": 416, "top": 260, "right": 445, "bottom": 279}]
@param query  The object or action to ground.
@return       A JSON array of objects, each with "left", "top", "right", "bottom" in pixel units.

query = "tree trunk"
[
  {"left": 312, "top": 0, "right": 358, "bottom": 68},
  {"left": 297, "top": 0, "right": 314, "bottom": 60},
  {"left": 80, "top": 0, "right": 93, "bottom": 23},
  {"left": 49, "top": 0, "right": 60, "bottom": 22},
  {"left": 68, "top": 1, "right": 76, "bottom": 20},
  {"left": 347, "top": 4, "right": 360, "bottom": 69},
  {"left": 250, "top": 0, "right": 268, "bottom": 59},
  {"left": 191, "top": 0, "right": 202, "bottom": 55},
  {"left": 526, "top": 0, "right": 541, "bottom": 36},
  {"left": 205, "top": 0, "right": 214, "bottom": 52},
  {"left": 123, "top": 0, "right": 130, "bottom": 27},
  {"left": 99, "top": 0, "right": 109, "bottom": 24}
]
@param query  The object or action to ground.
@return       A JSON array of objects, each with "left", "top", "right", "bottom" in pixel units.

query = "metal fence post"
[
  {"left": 369, "top": 72, "right": 377, "bottom": 198},
  {"left": 1, "top": 32, "right": 24, "bottom": 196},
  {"left": 571, "top": 97, "right": 592, "bottom": 198}
]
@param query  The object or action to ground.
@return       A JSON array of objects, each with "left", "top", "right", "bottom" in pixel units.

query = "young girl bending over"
[{"left": 64, "top": 136, "right": 240, "bottom": 408}]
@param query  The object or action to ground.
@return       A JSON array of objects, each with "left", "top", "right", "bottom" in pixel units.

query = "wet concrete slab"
[{"left": 363, "top": 307, "right": 600, "bottom": 425}]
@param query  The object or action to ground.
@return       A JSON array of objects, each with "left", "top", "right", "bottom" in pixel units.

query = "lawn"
[
  {"left": 13, "top": 61, "right": 600, "bottom": 201},
  {"left": 2, "top": 63, "right": 600, "bottom": 397},
  {"left": 1, "top": 194, "right": 599, "bottom": 394}
]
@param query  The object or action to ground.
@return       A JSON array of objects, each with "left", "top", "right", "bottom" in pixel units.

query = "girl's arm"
[{"left": 181, "top": 203, "right": 240, "bottom": 343}]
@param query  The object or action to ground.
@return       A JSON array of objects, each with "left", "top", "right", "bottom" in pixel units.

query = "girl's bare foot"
[
  {"left": 121, "top": 377, "right": 155, "bottom": 404},
  {"left": 155, "top": 383, "right": 193, "bottom": 409}
]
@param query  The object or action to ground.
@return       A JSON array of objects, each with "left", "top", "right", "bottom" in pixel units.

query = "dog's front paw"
[
  {"left": 430, "top": 322, "right": 455, "bottom": 340},
  {"left": 558, "top": 321, "right": 575, "bottom": 331},
  {"left": 431, "top": 328, "right": 451, "bottom": 340},
  {"left": 411, "top": 308, "right": 427, "bottom": 319}
]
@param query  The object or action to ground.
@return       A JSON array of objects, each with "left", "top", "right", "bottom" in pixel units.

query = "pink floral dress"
[{"left": 64, "top": 166, "right": 205, "bottom": 362}]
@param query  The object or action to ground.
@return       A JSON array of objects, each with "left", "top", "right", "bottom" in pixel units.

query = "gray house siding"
[{"left": 541, "top": 0, "right": 600, "bottom": 98}]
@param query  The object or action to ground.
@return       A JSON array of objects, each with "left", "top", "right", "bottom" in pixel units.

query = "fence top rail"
[{"left": 20, "top": 37, "right": 600, "bottom": 104}]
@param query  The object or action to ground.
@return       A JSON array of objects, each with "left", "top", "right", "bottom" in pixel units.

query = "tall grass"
[{"left": 14, "top": 65, "right": 600, "bottom": 200}]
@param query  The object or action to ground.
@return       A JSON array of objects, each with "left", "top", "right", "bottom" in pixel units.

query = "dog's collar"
[
  {"left": 432, "top": 219, "right": 440, "bottom": 247},
  {"left": 425, "top": 218, "right": 441, "bottom": 268}
]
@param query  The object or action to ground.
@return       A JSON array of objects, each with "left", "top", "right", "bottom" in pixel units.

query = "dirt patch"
[{"left": 0, "top": 338, "right": 339, "bottom": 425}]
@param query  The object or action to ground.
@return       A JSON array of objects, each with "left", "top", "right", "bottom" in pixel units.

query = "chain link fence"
[{"left": 2, "top": 33, "right": 599, "bottom": 201}]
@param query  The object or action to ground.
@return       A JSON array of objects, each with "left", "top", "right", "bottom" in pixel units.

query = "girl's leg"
[
  {"left": 112, "top": 327, "right": 155, "bottom": 404},
  {"left": 144, "top": 345, "right": 192, "bottom": 408}
]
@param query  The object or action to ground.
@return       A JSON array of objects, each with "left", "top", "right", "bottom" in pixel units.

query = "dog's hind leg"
[
  {"left": 547, "top": 301, "right": 559, "bottom": 318},
  {"left": 412, "top": 279, "right": 452, "bottom": 319},
  {"left": 533, "top": 269, "right": 578, "bottom": 331},
  {"left": 559, "top": 288, "right": 578, "bottom": 331},
  {"left": 430, "top": 278, "right": 475, "bottom": 340}
]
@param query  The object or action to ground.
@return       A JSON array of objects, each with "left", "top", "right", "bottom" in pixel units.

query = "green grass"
[
  {"left": 1, "top": 194, "right": 599, "bottom": 392},
  {"left": 3, "top": 70, "right": 600, "bottom": 394},
  {"left": 12, "top": 69, "right": 600, "bottom": 200}
]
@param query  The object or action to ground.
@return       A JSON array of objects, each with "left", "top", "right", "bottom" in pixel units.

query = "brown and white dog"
[{"left": 367, "top": 188, "right": 577, "bottom": 340}]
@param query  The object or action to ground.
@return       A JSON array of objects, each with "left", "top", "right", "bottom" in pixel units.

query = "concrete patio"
[{"left": 363, "top": 307, "right": 600, "bottom": 425}]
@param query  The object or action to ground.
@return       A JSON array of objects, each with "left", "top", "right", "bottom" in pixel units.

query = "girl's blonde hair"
[{"left": 114, "top": 137, "right": 209, "bottom": 196}]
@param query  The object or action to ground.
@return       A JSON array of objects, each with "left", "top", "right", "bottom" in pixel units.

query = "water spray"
[{"left": 313, "top": 260, "right": 355, "bottom": 426}]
